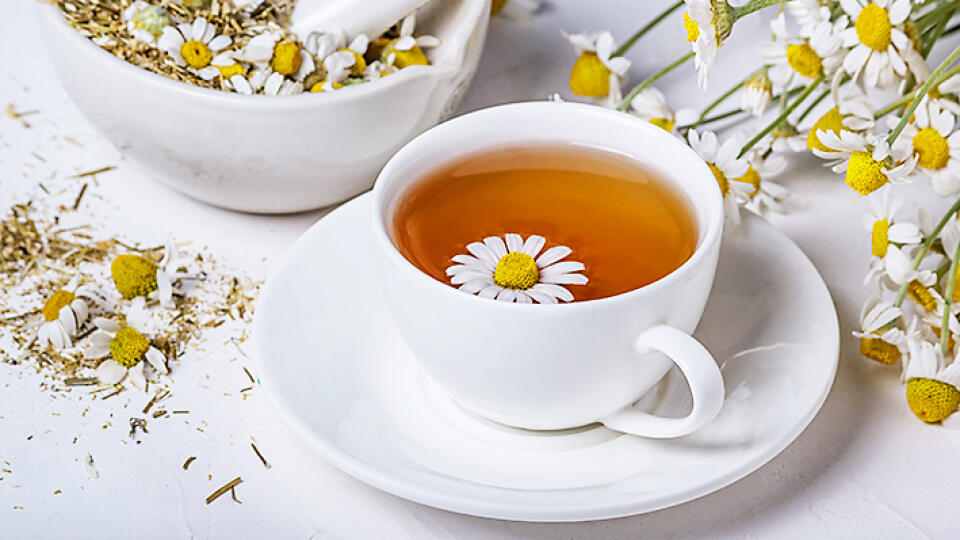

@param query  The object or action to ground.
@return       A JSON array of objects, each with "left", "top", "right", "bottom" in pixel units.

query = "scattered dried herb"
[
  {"left": 250, "top": 443, "right": 270, "bottom": 469},
  {"left": 183, "top": 456, "right": 197, "bottom": 470},
  {"left": 205, "top": 476, "right": 242, "bottom": 505}
]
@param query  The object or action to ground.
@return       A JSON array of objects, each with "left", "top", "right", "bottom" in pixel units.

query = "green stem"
[
  {"left": 690, "top": 72, "right": 755, "bottom": 129},
  {"left": 943, "top": 241, "right": 960, "bottom": 353},
  {"left": 677, "top": 108, "right": 746, "bottom": 131},
  {"left": 738, "top": 74, "right": 824, "bottom": 158},
  {"left": 887, "top": 43, "right": 960, "bottom": 145},
  {"left": 923, "top": 9, "right": 954, "bottom": 58},
  {"left": 894, "top": 195, "right": 960, "bottom": 308},
  {"left": 797, "top": 89, "right": 830, "bottom": 123},
  {"left": 915, "top": 0, "right": 960, "bottom": 28},
  {"left": 612, "top": 1, "right": 684, "bottom": 57},
  {"left": 617, "top": 51, "right": 694, "bottom": 111},
  {"left": 732, "top": 0, "right": 785, "bottom": 19}
]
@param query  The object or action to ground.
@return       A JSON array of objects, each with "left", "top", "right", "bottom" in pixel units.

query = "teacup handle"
[{"left": 600, "top": 325, "right": 725, "bottom": 438}]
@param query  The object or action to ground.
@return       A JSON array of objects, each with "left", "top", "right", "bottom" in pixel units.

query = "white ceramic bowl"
[{"left": 36, "top": 0, "right": 489, "bottom": 213}]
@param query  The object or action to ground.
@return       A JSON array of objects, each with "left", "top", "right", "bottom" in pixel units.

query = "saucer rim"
[{"left": 252, "top": 193, "right": 839, "bottom": 522}]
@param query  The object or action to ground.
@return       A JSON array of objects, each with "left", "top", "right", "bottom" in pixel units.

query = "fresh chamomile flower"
[
  {"left": 866, "top": 244, "right": 936, "bottom": 294},
  {"left": 683, "top": 0, "right": 734, "bottom": 90},
  {"left": 761, "top": 12, "right": 846, "bottom": 90},
  {"left": 564, "top": 30, "right": 631, "bottom": 99},
  {"left": 904, "top": 339, "right": 960, "bottom": 423},
  {"left": 235, "top": 30, "right": 315, "bottom": 82},
  {"left": 812, "top": 129, "right": 915, "bottom": 195},
  {"left": 760, "top": 119, "right": 808, "bottom": 153},
  {"left": 933, "top": 74, "right": 960, "bottom": 116},
  {"left": 890, "top": 98, "right": 960, "bottom": 197},
  {"left": 787, "top": 0, "right": 832, "bottom": 28},
  {"left": 158, "top": 18, "right": 233, "bottom": 75},
  {"left": 491, "top": 0, "right": 540, "bottom": 19},
  {"left": 740, "top": 70, "right": 773, "bottom": 117},
  {"left": 383, "top": 13, "right": 440, "bottom": 70},
  {"left": 84, "top": 318, "right": 167, "bottom": 391},
  {"left": 309, "top": 80, "right": 345, "bottom": 93},
  {"left": 740, "top": 151, "right": 789, "bottom": 214},
  {"left": 853, "top": 295, "right": 905, "bottom": 365},
  {"left": 630, "top": 87, "right": 697, "bottom": 134},
  {"left": 863, "top": 191, "right": 922, "bottom": 262},
  {"left": 122, "top": 1, "right": 170, "bottom": 44},
  {"left": 446, "top": 234, "right": 588, "bottom": 304},
  {"left": 806, "top": 85, "right": 876, "bottom": 152},
  {"left": 36, "top": 278, "right": 101, "bottom": 351},
  {"left": 111, "top": 253, "right": 174, "bottom": 308},
  {"left": 838, "top": 0, "right": 927, "bottom": 88},
  {"left": 687, "top": 129, "right": 751, "bottom": 222}
]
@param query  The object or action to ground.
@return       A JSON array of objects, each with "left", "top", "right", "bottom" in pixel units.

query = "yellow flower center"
[
  {"left": 906, "top": 377, "right": 960, "bottom": 423},
  {"left": 845, "top": 151, "right": 889, "bottom": 196},
  {"left": 855, "top": 3, "right": 893, "bottom": 52},
  {"left": 908, "top": 280, "right": 938, "bottom": 312},
  {"left": 913, "top": 127, "right": 951, "bottom": 170},
  {"left": 337, "top": 47, "right": 367, "bottom": 76},
  {"left": 310, "top": 80, "right": 343, "bottom": 93},
  {"left": 111, "top": 254, "right": 158, "bottom": 300},
  {"left": 386, "top": 40, "right": 429, "bottom": 69},
  {"left": 735, "top": 166, "right": 762, "bottom": 197},
  {"left": 569, "top": 51, "right": 612, "bottom": 97},
  {"left": 109, "top": 327, "right": 150, "bottom": 368},
  {"left": 216, "top": 63, "right": 246, "bottom": 79},
  {"left": 180, "top": 40, "right": 213, "bottom": 69},
  {"left": 491, "top": 0, "right": 508, "bottom": 14},
  {"left": 708, "top": 162, "right": 729, "bottom": 196},
  {"left": 493, "top": 252, "right": 540, "bottom": 290},
  {"left": 42, "top": 290, "right": 76, "bottom": 322},
  {"left": 270, "top": 40, "right": 303, "bottom": 76},
  {"left": 649, "top": 117, "right": 675, "bottom": 132},
  {"left": 683, "top": 12, "right": 700, "bottom": 42},
  {"left": 871, "top": 218, "right": 890, "bottom": 257},
  {"left": 859, "top": 336, "right": 901, "bottom": 365},
  {"left": 807, "top": 106, "right": 845, "bottom": 152},
  {"left": 786, "top": 43, "right": 823, "bottom": 78}
]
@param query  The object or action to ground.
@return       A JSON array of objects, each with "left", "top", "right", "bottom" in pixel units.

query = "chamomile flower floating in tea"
[
  {"left": 446, "top": 234, "right": 587, "bottom": 304},
  {"left": 564, "top": 31, "right": 631, "bottom": 100},
  {"left": 903, "top": 339, "right": 960, "bottom": 423},
  {"left": 84, "top": 318, "right": 168, "bottom": 391},
  {"left": 890, "top": 98, "right": 960, "bottom": 197}
]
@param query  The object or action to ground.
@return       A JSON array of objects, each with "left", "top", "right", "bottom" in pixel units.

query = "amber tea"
[{"left": 392, "top": 144, "right": 698, "bottom": 302}]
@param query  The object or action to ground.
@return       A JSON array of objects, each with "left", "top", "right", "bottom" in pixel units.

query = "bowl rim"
[{"left": 35, "top": 0, "right": 488, "bottom": 108}]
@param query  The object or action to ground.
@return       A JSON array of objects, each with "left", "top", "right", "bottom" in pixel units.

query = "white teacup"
[{"left": 371, "top": 101, "right": 725, "bottom": 438}]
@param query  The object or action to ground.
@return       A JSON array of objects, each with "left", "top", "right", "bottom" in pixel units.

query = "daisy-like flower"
[
  {"left": 36, "top": 278, "right": 100, "bottom": 351},
  {"left": 234, "top": 29, "right": 316, "bottom": 83},
  {"left": 158, "top": 18, "right": 233, "bottom": 78},
  {"left": 787, "top": 0, "right": 832, "bottom": 28},
  {"left": 630, "top": 87, "right": 697, "bottom": 134},
  {"left": 383, "top": 14, "right": 441, "bottom": 70},
  {"left": 806, "top": 83, "right": 876, "bottom": 152},
  {"left": 761, "top": 119, "right": 809, "bottom": 153},
  {"left": 853, "top": 295, "right": 905, "bottom": 365},
  {"left": 932, "top": 74, "right": 960, "bottom": 116},
  {"left": 812, "top": 129, "right": 915, "bottom": 195},
  {"left": 324, "top": 35, "right": 371, "bottom": 84},
  {"left": 866, "top": 244, "right": 936, "bottom": 293},
  {"left": 863, "top": 191, "right": 922, "bottom": 262},
  {"left": 84, "top": 318, "right": 168, "bottom": 391},
  {"left": 739, "top": 151, "right": 789, "bottom": 214},
  {"left": 891, "top": 98, "right": 960, "bottom": 197},
  {"left": 445, "top": 234, "right": 588, "bottom": 304},
  {"left": 761, "top": 12, "right": 846, "bottom": 90},
  {"left": 903, "top": 339, "right": 960, "bottom": 423},
  {"left": 683, "top": 0, "right": 735, "bottom": 90},
  {"left": 564, "top": 31, "right": 631, "bottom": 99},
  {"left": 740, "top": 70, "right": 773, "bottom": 117},
  {"left": 687, "top": 129, "right": 751, "bottom": 222},
  {"left": 122, "top": 1, "right": 170, "bottom": 44},
  {"left": 838, "top": 0, "right": 927, "bottom": 88},
  {"left": 491, "top": 0, "right": 540, "bottom": 19},
  {"left": 111, "top": 253, "right": 175, "bottom": 308}
]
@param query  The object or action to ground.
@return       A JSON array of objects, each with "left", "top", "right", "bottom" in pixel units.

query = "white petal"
[
  {"left": 531, "top": 283, "right": 575, "bottom": 302},
  {"left": 146, "top": 347, "right": 168, "bottom": 375},
  {"left": 483, "top": 236, "right": 508, "bottom": 259},
  {"left": 127, "top": 362, "right": 147, "bottom": 391},
  {"left": 505, "top": 233, "right": 523, "bottom": 252},
  {"left": 96, "top": 360, "right": 126, "bottom": 385},
  {"left": 521, "top": 235, "right": 546, "bottom": 258}
]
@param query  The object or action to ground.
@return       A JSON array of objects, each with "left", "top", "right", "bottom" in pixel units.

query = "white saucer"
[{"left": 253, "top": 193, "right": 839, "bottom": 522}]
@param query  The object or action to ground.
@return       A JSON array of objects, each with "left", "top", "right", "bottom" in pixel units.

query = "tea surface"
[{"left": 392, "top": 145, "right": 697, "bottom": 301}]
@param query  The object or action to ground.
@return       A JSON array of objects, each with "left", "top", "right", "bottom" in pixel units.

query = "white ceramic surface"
[
  {"left": 371, "top": 101, "right": 725, "bottom": 435},
  {"left": 252, "top": 193, "right": 840, "bottom": 522},
  {"left": 35, "top": 0, "right": 489, "bottom": 213},
  {"left": 291, "top": 0, "right": 431, "bottom": 41}
]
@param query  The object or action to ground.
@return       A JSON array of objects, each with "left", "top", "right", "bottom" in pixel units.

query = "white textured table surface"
[{"left": 2, "top": 0, "right": 958, "bottom": 538}]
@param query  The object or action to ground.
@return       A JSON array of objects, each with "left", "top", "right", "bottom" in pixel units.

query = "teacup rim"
[
  {"left": 371, "top": 100, "right": 725, "bottom": 309},
  {"left": 35, "top": 0, "right": 482, "bottom": 108}
]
